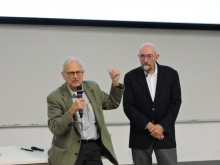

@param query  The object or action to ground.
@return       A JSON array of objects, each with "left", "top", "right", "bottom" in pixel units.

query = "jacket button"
[
  {"left": 152, "top": 120, "right": 154, "bottom": 123},
  {"left": 75, "top": 153, "right": 78, "bottom": 155},
  {"left": 77, "top": 140, "right": 80, "bottom": 143},
  {"left": 152, "top": 108, "right": 155, "bottom": 111}
]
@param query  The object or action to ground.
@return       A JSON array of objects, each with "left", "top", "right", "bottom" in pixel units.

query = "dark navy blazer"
[{"left": 123, "top": 63, "right": 182, "bottom": 149}]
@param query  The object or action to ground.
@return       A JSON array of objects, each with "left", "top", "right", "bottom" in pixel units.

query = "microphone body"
[{"left": 77, "top": 85, "right": 84, "bottom": 118}]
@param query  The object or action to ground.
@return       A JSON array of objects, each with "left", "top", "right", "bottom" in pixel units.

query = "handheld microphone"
[{"left": 77, "top": 85, "right": 84, "bottom": 118}]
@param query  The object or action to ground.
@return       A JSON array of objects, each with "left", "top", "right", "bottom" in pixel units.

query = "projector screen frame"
[{"left": 0, "top": 16, "right": 220, "bottom": 31}]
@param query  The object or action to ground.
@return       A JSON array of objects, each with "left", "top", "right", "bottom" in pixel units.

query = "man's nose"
[
  {"left": 73, "top": 73, "right": 78, "bottom": 78},
  {"left": 144, "top": 57, "right": 149, "bottom": 62}
]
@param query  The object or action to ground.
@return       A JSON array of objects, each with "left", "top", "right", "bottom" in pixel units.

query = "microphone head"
[
  {"left": 76, "top": 85, "right": 82, "bottom": 91},
  {"left": 76, "top": 85, "right": 83, "bottom": 94},
  {"left": 76, "top": 85, "right": 83, "bottom": 99}
]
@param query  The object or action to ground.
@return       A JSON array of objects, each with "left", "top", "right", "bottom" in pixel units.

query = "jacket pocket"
[{"left": 48, "top": 143, "right": 68, "bottom": 165}]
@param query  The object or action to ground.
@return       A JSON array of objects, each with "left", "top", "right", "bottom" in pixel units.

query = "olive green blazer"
[{"left": 47, "top": 81, "right": 124, "bottom": 165}]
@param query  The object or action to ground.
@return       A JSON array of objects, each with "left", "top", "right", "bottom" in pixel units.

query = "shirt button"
[{"left": 152, "top": 108, "right": 155, "bottom": 111}]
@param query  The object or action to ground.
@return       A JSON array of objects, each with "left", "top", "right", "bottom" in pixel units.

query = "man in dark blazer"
[
  {"left": 47, "top": 56, "right": 124, "bottom": 165},
  {"left": 123, "top": 43, "right": 182, "bottom": 165}
]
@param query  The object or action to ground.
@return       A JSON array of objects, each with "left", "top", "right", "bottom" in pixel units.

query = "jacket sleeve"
[
  {"left": 96, "top": 82, "right": 124, "bottom": 110},
  {"left": 159, "top": 70, "right": 182, "bottom": 132},
  {"left": 123, "top": 73, "right": 150, "bottom": 131}
]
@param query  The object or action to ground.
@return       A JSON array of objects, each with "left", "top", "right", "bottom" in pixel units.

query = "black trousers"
[{"left": 75, "top": 139, "right": 103, "bottom": 165}]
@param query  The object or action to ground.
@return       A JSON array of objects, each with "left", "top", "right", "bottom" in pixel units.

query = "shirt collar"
[{"left": 153, "top": 63, "right": 158, "bottom": 76}]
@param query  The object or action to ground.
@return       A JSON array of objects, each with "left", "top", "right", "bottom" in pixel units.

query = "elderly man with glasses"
[
  {"left": 47, "top": 56, "right": 124, "bottom": 165},
  {"left": 123, "top": 43, "right": 182, "bottom": 165}
]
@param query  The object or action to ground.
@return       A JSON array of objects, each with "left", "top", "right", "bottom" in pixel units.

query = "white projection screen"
[
  {"left": 0, "top": 0, "right": 220, "bottom": 126},
  {"left": 0, "top": 0, "right": 220, "bottom": 25}
]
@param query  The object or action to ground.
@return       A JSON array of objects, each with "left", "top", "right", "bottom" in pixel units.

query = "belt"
[{"left": 81, "top": 138, "right": 100, "bottom": 144}]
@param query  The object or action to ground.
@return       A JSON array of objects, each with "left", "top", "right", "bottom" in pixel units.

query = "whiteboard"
[{"left": 0, "top": 25, "right": 220, "bottom": 126}]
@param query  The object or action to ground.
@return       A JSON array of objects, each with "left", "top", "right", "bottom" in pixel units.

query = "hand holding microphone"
[
  {"left": 69, "top": 98, "right": 85, "bottom": 116},
  {"left": 69, "top": 85, "right": 84, "bottom": 117}
]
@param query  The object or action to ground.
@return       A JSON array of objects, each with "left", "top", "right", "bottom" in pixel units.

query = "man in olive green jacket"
[{"left": 47, "top": 56, "right": 124, "bottom": 165}]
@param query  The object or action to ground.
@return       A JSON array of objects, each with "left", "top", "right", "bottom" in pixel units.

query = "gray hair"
[
  {"left": 139, "top": 43, "right": 157, "bottom": 54},
  {"left": 61, "top": 56, "right": 84, "bottom": 71}
]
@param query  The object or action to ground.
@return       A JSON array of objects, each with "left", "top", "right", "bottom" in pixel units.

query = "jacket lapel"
[
  {"left": 82, "top": 82, "right": 102, "bottom": 123},
  {"left": 154, "top": 63, "right": 165, "bottom": 102},
  {"left": 82, "top": 82, "right": 97, "bottom": 107},
  {"left": 136, "top": 67, "right": 151, "bottom": 100}
]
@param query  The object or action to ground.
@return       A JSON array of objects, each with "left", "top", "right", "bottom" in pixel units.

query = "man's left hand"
[{"left": 150, "top": 124, "right": 164, "bottom": 140}]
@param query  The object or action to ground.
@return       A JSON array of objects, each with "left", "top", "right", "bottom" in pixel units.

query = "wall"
[
  {"left": 0, "top": 122, "right": 220, "bottom": 164},
  {"left": 0, "top": 24, "right": 220, "bottom": 164}
]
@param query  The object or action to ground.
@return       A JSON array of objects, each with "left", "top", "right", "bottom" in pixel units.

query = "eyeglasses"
[
  {"left": 139, "top": 54, "right": 155, "bottom": 60},
  {"left": 64, "top": 70, "right": 84, "bottom": 77}
]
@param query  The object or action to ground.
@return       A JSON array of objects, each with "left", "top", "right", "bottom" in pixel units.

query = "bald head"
[
  {"left": 139, "top": 43, "right": 157, "bottom": 54},
  {"left": 138, "top": 43, "right": 159, "bottom": 74}
]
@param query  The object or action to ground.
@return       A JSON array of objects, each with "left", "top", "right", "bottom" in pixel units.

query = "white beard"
[{"left": 143, "top": 65, "right": 150, "bottom": 71}]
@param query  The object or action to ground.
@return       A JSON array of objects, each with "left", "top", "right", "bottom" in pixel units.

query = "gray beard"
[
  {"left": 142, "top": 65, "right": 150, "bottom": 72},
  {"left": 143, "top": 65, "right": 149, "bottom": 71}
]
